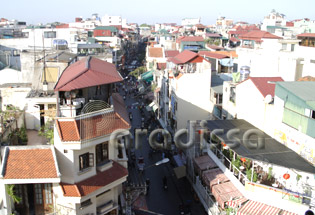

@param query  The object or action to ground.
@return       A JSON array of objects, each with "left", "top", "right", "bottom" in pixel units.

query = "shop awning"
[
  {"left": 226, "top": 197, "right": 248, "bottom": 208},
  {"left": 236, "top": 200, "right": 297, "bottom": 215},
  {"left": 201, "top": 168, "right": 230, "bottom": 189},
  {"left": 141, "top": 70, "right": 153, "bottom": 82},
  {"left": 205, "top": 120, "right": 315, "bottom": 174},
  {"left": 193, "top": 155, "right": 218, "bottom": 173},
  {"left": 211, "top": 181, "right": 243, "bottom": 209},
  {"left": 146, "top": 102, "right": 158, "bottom": 112}
]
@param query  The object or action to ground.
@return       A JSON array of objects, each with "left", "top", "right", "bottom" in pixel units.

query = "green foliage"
[
  {"left": 267, "top": 167, "right": 273, "bottom": 180},
  {"left": 140, "top": 23, "right": 150, "bottom": 27},
  {"left": 151, "top": 83, "right": 157, "bottom": 92},
  {"left": 244, "top": 159, "right": 251, "bottom": 170},
  {"left": 296, "top": 174, "right": 302, "bottom": 182},
  {"left": 18, "top": 126, "right": 28, "bottom": 143},
  {"left": 204, "top": 38, "right": 221, "bottom": 46},
  {"left": 129, "top": 66, "right": 146, "bottom": 78},
  {"left": 38, "top": 121, "right": 54, "bottom": 145},
  {"left": 210, "top": 134, "right": 220, "bottom": 143},
  {"left": 246, "top": 169, "right": 258, "bottom": 182},
  {"left": 6, "top": 185, "right": 21, "bottom": 204}
]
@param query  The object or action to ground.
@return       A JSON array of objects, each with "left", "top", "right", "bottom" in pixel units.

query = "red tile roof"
[
  {"left": 56, "top": 93, "right": 130, "bottom": 142},
  {"left": 230, "top": 37, "right": 240, "bottom": 42},
  {"left": 165, "top": 50, "right": 179, "bottom": 58},
  {"left": 239, "top": 30, "right": 282, "bottom": 41},
  {"left": 199, "top": 51, "right": 228, "bottom": 59},
  {"left": 157, "top": 63, "right": 166, "bottom": 70},
  {"left": 207, "top": 45, "right": 224, "bottom": 50},
  {"left": 54, "top": 57, "right": 123, "bottom": 91},
  {"left": 297, "top": 33, "right": 315, "bottom": 38},
  {"left": 177, "top": 36, "right": 204, "bottom": 43},
  {"left": 228, "top": 30, "right": 249, "bottom": 35},
  {"left": 60, "top": 161, "right": 127, "bottom": 197},
  {"left": 2, "top": 147, "right": 59, "bottom": 179},
  {"left": 168, "top": 50, "right": 199, "bottom": 64},
  {"left": 215, "top": 51, "right": 238, "bottom": 58},
  {"left": 148, "top": 47, "right": 164, "bottom": 58},
  {"left": 298, "top": 76, "right": 315, "bottom": 81},
  {"left": 248, "top": 77, "right": 284, "bottom": 97},
  {"left": 206, "top": 33, "right": 221, "bottom": 38}
]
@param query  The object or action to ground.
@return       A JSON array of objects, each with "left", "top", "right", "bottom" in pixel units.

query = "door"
[{"left": 34, "top": 183, "right": 53, "bottom": 215}]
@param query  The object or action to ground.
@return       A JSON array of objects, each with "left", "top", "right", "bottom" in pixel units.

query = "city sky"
[{"left": 3, "top": 0, "right": 315, "bottom": 25}]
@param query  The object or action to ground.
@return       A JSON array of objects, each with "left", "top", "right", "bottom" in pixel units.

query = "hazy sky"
[{"left": 3, "top": 0, "right": 315, "bottom": 25}]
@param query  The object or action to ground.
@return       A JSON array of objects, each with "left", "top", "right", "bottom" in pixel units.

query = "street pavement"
[{"left": 119, "top": 78, "right": 206, "bottom": 215}]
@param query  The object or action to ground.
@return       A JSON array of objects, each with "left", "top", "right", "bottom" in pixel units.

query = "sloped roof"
[
  {"left": 177, "top": 36, "right": 204, "bottom": 43},
  {"left": 1, "top": 146, "right": 59, "bottom": 180},
  {"left": 55, "top": 93, "right": 130, "bottom": 142},
  {"left": 54, "top": 56, "right": 123, "bottom": 91},
  {"left": 239, "top": 30, "right": 282, "bottom": 40},
  {"left": 148, "top": 47, "right": 163, "bottom": 58},
  {"left": 215, "top": 51, "right": 238, "bottom": 58},
  {"left": 165, "top": 50, "right": 179, "bottom": 58},
  {"left": 94, "top": 26, "right": 118, "bottom": 32},
  {"left": 298, "top": 76, "right": 315, "bottom": 81},
  {"left": 207, "top": 44, "right": 224, "bottom": 50},
  {"left": 157, "top": 63, "right": 166, "bottom": 70},
  {"left": 230, "top": 37, "right": 240, "bottom": 42},
  {"left": 199, "top": 51, "right": 228, "bottom": 59},
  {"left": 248, "top": 77, "right": 284, "bottom": 97},
  {"left": 168, "top": 50, "right": 199, "bottom": 64},
  {"left": 60, "top": 161, "right": 127, "bottom": 197},
  {"left": 297, "top": 33, "right": 315, "bottom": 38}
]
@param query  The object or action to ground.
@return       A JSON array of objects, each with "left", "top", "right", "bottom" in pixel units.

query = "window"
[
  {"left": 35, "top": 184, "right": 43, "bottom": 204},
  {"left": 96, "top": 142, "right": 108, "bottom": 165},
  {"left": 79, "top": 153, "right": 94, "bottom": 171},
  {"left": 310, "top": 60, "right": 315, "bottom": 64},
  {"left": 281, "top": 43, "right": 287, "bottom": 50},
  {"left": 15, "top": 185, "right": 24, "bottom": 204},
  {"left": 44, "top": 184, "right": 52, "bottom": 204},
  {"left": 80, "top": 199, "right": 92, "bottom": 209},
  {"left": 291, "top": 44, "right": 295, "bottom": 52},
  {"left": 44, "top": 31, "right": 56, "bottom": 38},
  {"left": 229, "top": 87, "right": 236, "bottom": 103}
]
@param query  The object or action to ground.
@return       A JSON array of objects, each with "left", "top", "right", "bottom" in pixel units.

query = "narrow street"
[{"left": 119, "top": 76, "right": 206, "bottom": 215}]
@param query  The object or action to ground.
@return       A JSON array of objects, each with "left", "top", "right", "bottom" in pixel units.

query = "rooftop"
[
  {"left": 246, "top": 77, "right": 284, "bottom": 97},
  {"left": 60, "top": 161, "right": 127, "bottom": 197},
  {"left": 276, "top": 81, "right": 315, "bottom": 103},
  {"left": 54, "top": 56, "right": 123, "bottom": 91},
  {"left": 0, "top": 145, "right": 60, "bottom": 182},
  {"left": 205, "top": 119, "right": 315, "bottom": 174},
  {"left": 148, "top": 47, "right": 163, "bottom": 58}
]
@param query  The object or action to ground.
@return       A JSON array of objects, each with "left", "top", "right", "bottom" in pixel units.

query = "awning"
[
  {"left": 205, "top": 120, "right": 315, "bottom": 174},
  {"left": 174, "top": 166, "right": 186, "bottom": 179},
  {"left": 202, "top": 168, "right": 229, "bottom": 189},
  {"left": 236, "top": 200, "right": 292, "bottom": 215},
  {"left": 146, "top": 102, "right": 158, "bottom": 112},
  {"left": 211, "top": 181, "right": 243, "bottom": 209},
  {"left": 219, "top": 58, "right": 234, "bottom": 67},
  {"left": 226, "top": 197, "right": 248, "bottom": 208},
  {"left": 193, "top": 155, "right": 218, "bottom": 174},
  {"left": 141, "top": 70, "right": 153, "bottom": 82}
]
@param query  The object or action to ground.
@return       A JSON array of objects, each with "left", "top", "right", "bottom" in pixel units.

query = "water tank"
[{"left": 240, "top": 66, "right": 250, "bottom": 81}]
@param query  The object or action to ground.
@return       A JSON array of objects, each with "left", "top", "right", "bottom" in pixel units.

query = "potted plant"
[
  {"left": 232, "top": 158, "right": 241, "bottom": 176},
  {"left": 18, "top": 126, "right": 28, "bottom": 145},
  {"left": 246, "top": 169, "right": 258, "bottom": 182}
]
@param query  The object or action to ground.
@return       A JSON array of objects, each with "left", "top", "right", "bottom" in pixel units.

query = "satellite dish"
[{"left": 264, "top": 94, "right": 273, "bottom": 104}]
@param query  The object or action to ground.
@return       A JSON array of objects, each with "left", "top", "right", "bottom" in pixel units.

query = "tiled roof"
[
  {"left": 177, "top": 36, "right": 204, "bottom": 43},
  {"left": 56, "top": 93, "right": 130, "bottom": 142},
  {"left": 157, "top": 63, "right": 166, "bottom": 70},
  {"left": 239, "top": 30, "right": 282, "bottom": 40},
  {"left": 165, "top": 50, "right": 179, "bottom": 58},
  {"left": 60, "top": 161, "right": 127, "bottom": 197},
  {"left": 228, "top": 30, "right": 249, "bottom": 35},
  {"left": 207, "top": 45, "right": 224, "bottom": 50},
  {"left": 148, "top": 47, "right": 163, "bottom": 58},
  {"left": 54, "top": 57, "right": 123, "bottom": 91},
  {"left": 297, "top": 33, "right": 315, "bottom": 38},
  {"left": 298, "top": 76, "right": 315, "bottom": 81},
  {"left": 215, "top": 51, "right": 238, "bottom": 58},
  {"left": 248, "top": 77, "right": 284, "bottom": 97},
  {"left": 169, "top": 50, "right": 199, "bottom": 64},
  {"left": 2, "top": 146, "right": 59, "bottom": 179},
  {"left": 206, "top": 33, "right": 221, "bottom": 38},
  {"left": 199, "top": 51, "right": 228, "bottom": 59},
  {"left": 230, "top": 37, "right": 240, "bottom": 42}
]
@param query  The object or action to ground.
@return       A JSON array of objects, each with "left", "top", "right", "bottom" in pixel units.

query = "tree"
[
  {"left": 6, "top": 184, "right": 21, "bottom": 204},
  {"left": 38, "top": 121, "right": 54, "bottom": 145},
  {"left": 129, "top": 66, "right": 146, "bottom": 78},
  {"left": 140, "top": 23, "right": 150, "bottom": 27}
]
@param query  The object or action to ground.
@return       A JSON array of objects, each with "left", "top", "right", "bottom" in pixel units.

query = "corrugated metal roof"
[
  {"left": 54, "top": 56, "right": 123, "bottom": 91},
  {"left": 276, "top": 81, "right": 315, "bottom": 101}
]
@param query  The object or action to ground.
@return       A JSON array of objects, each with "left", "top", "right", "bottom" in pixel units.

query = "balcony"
[{"left": 55, "top": 94, "right": 130, "bottom": 148}]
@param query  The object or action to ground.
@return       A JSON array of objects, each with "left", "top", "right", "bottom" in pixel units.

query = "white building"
[
  {"left": 261, "top": 9, "right": 287, "bottom": 31},
  {"left": 101, "top": 15, "right": 127, "bottom": 28},
  {"left": 181, "top": 18, "right": 201, "bottom": 27}
]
